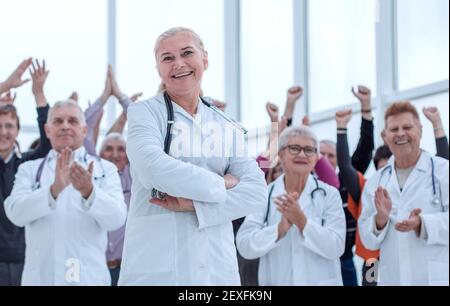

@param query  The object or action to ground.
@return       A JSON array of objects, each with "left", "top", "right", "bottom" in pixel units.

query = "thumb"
[
  {"left": 410, "top": 209, "right": 422, "bottom": 218},
  {"left": 88, "top": 162, "right": 94, "bottom": 175},
  {"left": 20, "top": 79, "right": 31, "bottom": 86}
]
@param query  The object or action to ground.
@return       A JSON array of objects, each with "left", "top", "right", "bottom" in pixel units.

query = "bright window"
[
  {"left": 240, "top": 0, "right": 294, "bottom": 129},
  {"left": 116, "top": 0, "right": 225, "bottom": 102},
  {"left": 397, "top": 0, "right": 449, "bottom": 90},
  {"left": 308, "top": 0, "right": 377, "bottom": 113}
]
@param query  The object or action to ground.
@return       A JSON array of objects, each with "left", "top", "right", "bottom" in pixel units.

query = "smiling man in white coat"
[
  {"left": 359, "top": 101, "right": 449, "bottom": 286},
  {"left": 118, "top": 27, "right": 267, "bottom": 286},
  {"left": 5, "top": 100, "right": 127, "bottom": 286}
]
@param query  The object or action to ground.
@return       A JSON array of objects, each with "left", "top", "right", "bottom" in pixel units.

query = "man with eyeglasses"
[{"left": 0, "top": 59, "right": 52, "bottom": 286}]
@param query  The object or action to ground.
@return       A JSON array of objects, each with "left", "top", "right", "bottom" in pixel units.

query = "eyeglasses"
[{"left": 282, "top": 145, "right": 317, "bottom": 157}]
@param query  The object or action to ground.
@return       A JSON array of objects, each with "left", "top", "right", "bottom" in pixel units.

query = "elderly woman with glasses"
[{"left": 236, "top": 126, "right": 346, "bottom": 286}]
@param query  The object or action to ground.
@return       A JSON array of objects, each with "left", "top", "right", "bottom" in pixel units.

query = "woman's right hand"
[{"left": 224, "top": 174, "right": 240, "bottom": 190}]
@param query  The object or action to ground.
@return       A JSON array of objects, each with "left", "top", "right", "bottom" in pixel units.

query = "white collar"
[
  {"left": 2, "top": 145, "right": 21, "bottom": 163},
  {"left": 271, "top": 174, "right": 317, "bottom": 198},
  {"left": 47, "top": 146, "right": 87, "bottom": 164},
  {"left": 388, "top": 150, "right": 430, "bottom": 173}
]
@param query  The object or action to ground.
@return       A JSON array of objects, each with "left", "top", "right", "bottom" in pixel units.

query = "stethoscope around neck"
[
  {"left": 264, "top": 176, "right": 328, "bottom": 227},
  {"left": 32, "top": 152, "right": 106, "bottom": 191},
  {"left": 377, "top": 157, "right": 446, "bottom": 212},
  {"left": 151, "top": 92, "right": 249, "bottom": 200}
]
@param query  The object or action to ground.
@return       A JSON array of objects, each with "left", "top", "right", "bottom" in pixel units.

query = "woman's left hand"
[
  {"left": 150, "top": 196, "right": 195, "bottom": 212},
  {"left": 275, "top": 192, "right": 307, "bottom": 231}
]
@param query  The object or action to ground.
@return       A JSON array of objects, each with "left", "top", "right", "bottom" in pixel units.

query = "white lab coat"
[
  {"left": 236, "top": 174, "right": 346, "bottom": 286},
  {"left": 119, "top": 93, "right": 267, "bottom": 286},
  {"left": 359, "top": 151, "right": 449, "bottom": 286},
  {"left": 4, "top": 147, "right": 127, "bottom": 286}
]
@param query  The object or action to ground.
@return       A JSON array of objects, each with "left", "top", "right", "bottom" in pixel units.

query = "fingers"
[
  {"left": 288, "top": 86, "right": 303, "bottom": 95},
  {"left": 88, "top": 162, "right": 94, "bottom": 175},
  {"left": 395, "top": 221, "right": 413, "bottom": 232},
  {"left": 336, "top": 109, "right": 352, "bottom": 118},
  {"left": 130, "top": 92, "right": 143, "bottom": 102},
  {"left": 31, "top": 60, "right": 37, "bottom": 75},
  {"left": 410, "top": 208, "right": 422, "bottom": 218},
  {"left": 382, "top": 188, "right": 391, "bottom": 201},
  {"left": 19, "top": 58, "right": 33, "bottom": 71},
  {"left": 302, "top": 116, "right": 310, "bottom": 127},
  {"left": 149, "top": 198, "right": 168, "bottom": 207},
  {"left": 19, "top": 79, "right": 31, "bottom": 86},
  {"left": 358, "top": 85, "right": 370, "bottom": 94},
  {"left": 266, "top": 102, "right": 278, "bottom": 112},
  {"left": 71, "top": 162, "right": 89, "bottom": 177},
  {"left": 61, "top": 148, "right": 73, "bottom": 167}
]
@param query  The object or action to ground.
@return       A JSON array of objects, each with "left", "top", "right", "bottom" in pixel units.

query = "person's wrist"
[
  {"left": 376, "top": 214, "right": 388, "bottom": 230},
  {"left": 432, "top": 121, "right": 443, "bottom": 130},
  {"left": 270, "top": 116, "right": 279, "bottom": 123},
  {"left": 51, "top": 183, "right": 61, "bottom": 199},
  {"left": 117, "top": 93, "right": 127, "bottom": 102},
  {"left": 277, "top": 223, "right": 288, "bottom": 240},
  {"left": 81, "top": 185, "right": 94, "bottom": 199},
  {"left": 100, "top": 93, "right": 110, "bottom": 102},
  {"left": 286, "top": 98, "right": 297, "bottom": 105},
  {"left": 414, "top": 217, "right": 422, "bottom": 236},
  {"left": 292, "top": 213, "right": 305, "bottom": 231},
  {"left": 34, "top": 93, "right": 47, "bottom": 106},
  {"left": 0, "top": 82, "right": 9, "bottom": 94},
  {"left": 361, "top": 106, "right": 372, "bottom": 113}
]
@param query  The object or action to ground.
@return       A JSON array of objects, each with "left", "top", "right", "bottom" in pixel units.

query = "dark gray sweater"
[{"left": 0, "top": 105, "right": 51, "bottom": 263}]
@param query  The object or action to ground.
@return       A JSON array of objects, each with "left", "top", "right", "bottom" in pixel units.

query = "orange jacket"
[{"left": 347, "top": 172, "right": 380, "bottom": 262}]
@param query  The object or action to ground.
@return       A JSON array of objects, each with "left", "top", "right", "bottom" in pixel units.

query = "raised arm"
[
  {"left": 0, "top": 58, "right": 32, "bottom": 95},
  {"left": 335, "top": 109, "right": 361, "bottom": 203},
  {"left": 283, "top": 86, "right": 303, "bottom": 127},
  {"left": 21, "top": 59, "right": 52, "bottom": 162},
  {"left": 423, "top": 107, "right": 449, "bottom": 160},
  {"left": 104, "top": 68, "right": 142, "bottom": 136},
  {"left": 351, "top": 86, "right": 375, "bottom": 173},
  {"left": 83, "top": 67, "right": 112, "bottom": 155}
]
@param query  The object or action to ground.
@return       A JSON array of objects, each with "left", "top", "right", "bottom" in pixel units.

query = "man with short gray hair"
[{"left": 5, "top": 100, "right": 127, "bottom": 286}]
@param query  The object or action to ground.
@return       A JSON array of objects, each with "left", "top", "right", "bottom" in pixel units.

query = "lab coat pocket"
[
  {"left": 428, "top": 261, "right": 449, "bottom": 286},
  {"left": 125, "top": 214, "right": 176, "bottom": 274}
]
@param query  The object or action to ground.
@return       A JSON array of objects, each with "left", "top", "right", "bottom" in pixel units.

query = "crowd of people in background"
[{"left": 0, "top": 27, "right": 448, "bottom": 286}]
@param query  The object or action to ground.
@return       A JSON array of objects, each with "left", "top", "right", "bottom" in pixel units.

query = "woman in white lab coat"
[
  {"left": 118, "top": 27, "right": 267, "bottom": 286},
  {"left": 359, "top": 102, "right": 449, "bottom": 286},
  {"left": 236, "top": 126, "right": 346, "bottom": 286}
]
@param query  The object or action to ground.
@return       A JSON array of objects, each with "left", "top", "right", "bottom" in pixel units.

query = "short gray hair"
[
  {"left": 320, "top": 139, "right": 336, "bottom": 148},
  {"left": 47, "top": 100, "right": 86, "bottom": 125},
  {"left": 154, "top": 27, "right": 206, "bottom": 58},
  {"left": 279, "top": 126, "right": 319, "bottom": 152},
  {"left": 100, "top": 133, "right": 126, "bottom": 153}
]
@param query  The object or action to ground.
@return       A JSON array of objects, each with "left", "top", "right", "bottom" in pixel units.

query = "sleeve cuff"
[
  {"left": 48, "top": 188, "right": 58, "bottom": 210},
  {"left": 119, "top": 96, "right": 132, "bottom": 112},
  {"left": 419, "top": 216, "right": 429, "bottom": 241},
  {"left": 81, "top": 188, "right": 96, "bottom": 211}
]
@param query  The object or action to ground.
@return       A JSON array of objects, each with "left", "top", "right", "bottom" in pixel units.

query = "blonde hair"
[
  {"left": 154, "top": 27, "right": 205, "bottom": 58},
  {"left": 154, "top": 27, "right": 206, "bottom": 94}
]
